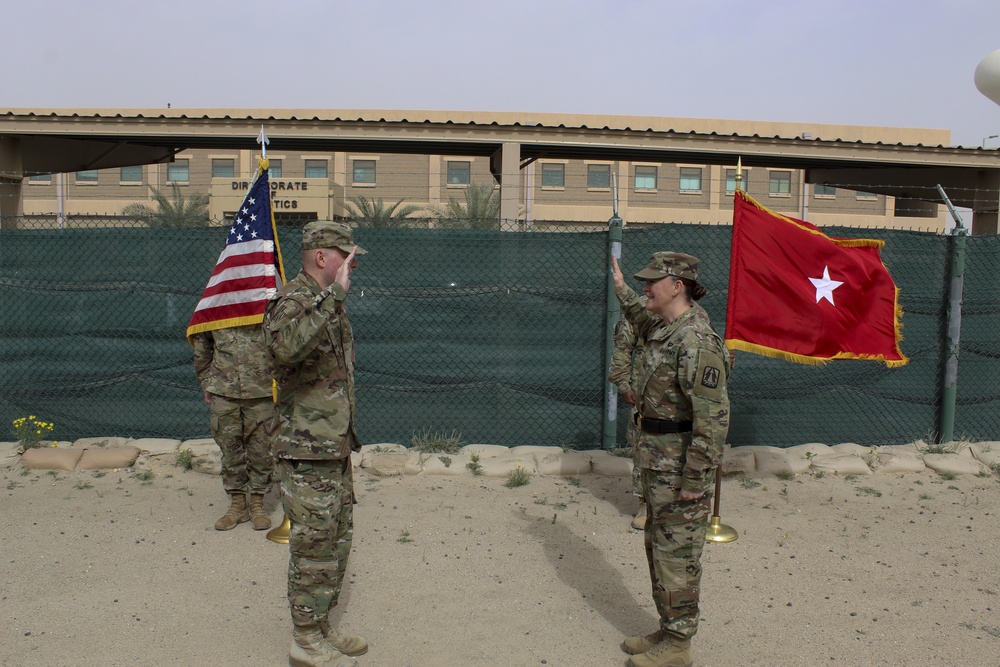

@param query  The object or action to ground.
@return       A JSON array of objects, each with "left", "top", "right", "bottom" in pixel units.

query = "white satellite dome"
[{"left": 975, "top": 49, "right": 1000, "bottom": 106}]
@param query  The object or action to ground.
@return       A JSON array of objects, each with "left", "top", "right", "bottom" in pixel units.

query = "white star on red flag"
[{"left": 809, "top": 266, "right": 843, "bottom": 305}]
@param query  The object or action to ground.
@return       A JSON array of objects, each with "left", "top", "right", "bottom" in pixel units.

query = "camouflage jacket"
[
  {"left": 609, "top": 317, "right": 644, "bottom": 395},
  {"left": 610, "top": 299, "right": 711, "bottom": 394},
  {"left": 616, "top": 282, "right": 730, "bottom": 494},
  {"left": 191, "top": 324, "right": 274, "bottom": 400},
  {"left": 263, "top": 269, "right": 360, "bottom": 460}
]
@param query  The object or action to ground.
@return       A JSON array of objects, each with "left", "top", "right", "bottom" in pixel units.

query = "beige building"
[{"left": 16, "top": 112, "right": 953, "bottom": 231}]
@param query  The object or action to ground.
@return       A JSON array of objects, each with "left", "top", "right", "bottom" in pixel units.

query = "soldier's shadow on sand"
[
  {"left": 517, "top": 508, "right": 654, "bottom": 637},
  {"left": 576, "top": 471, "right": 639, "bottom": 518}
]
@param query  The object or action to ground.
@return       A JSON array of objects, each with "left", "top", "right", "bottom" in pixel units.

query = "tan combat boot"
[
  {"left": 249, "top": 494, "right": 271, "bottom": 531},
  {"left": 319, "top": 618, "right": 368, "bottom": 657},
  {"left": 289, "top": 627, "right": 358, "bottom": 667},
  {"left": 214, "top": 493, "right": 249, "bottom": 531},
  {"left": 622, "top": 627, "right": 666, "bottom": 655},
  {"left": 627, "top": 636, "right": 692, "bottom": 667},
  {"left": 631, "top": 500, "right": 648, "bottom": 530}
]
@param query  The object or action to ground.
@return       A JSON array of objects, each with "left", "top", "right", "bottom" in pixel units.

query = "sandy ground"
[{"left": 2, "top": 459, "right": 999, "bottom": 667}]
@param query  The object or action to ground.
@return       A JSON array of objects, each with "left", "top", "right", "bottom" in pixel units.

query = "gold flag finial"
[{"left": 735, "top": 157, "right": 743, "bottom": 193}]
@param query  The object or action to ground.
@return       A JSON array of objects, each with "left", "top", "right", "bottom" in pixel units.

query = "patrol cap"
[
  {"left": 633, "top": 251, "right": 699, "bottom": 282},
  {"left": 301, "top": 221, "right": 367, "bottom": 254}
]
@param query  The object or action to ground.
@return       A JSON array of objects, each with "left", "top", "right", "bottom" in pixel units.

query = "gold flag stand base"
[
  {"left": 266, "top": 514, "right": 291, "bottom": 544},
  {"left": 704, "top": 466, "right": 739, "bottom": 543},
  {"left": 705, "top": 515, "right": 738, "bottom": 543}
]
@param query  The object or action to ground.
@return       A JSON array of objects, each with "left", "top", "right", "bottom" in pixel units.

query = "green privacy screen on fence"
[{"left": 1, "top": 220, "right": 997, "bottom": 446}]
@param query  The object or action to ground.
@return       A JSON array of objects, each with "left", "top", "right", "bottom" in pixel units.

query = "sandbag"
[
  {"left": 0, "top": 442, "right": 24, "bottom": 470},
  {"left": 923, "top": 454, "right": 986, "bottom": 476},
  {"left": 970, "top": 442, "right": 1000, "bottom": 467},
  {"left": 478, "top": 455, "right": 537, "bottom": 477},
  {"left": 131, "top": 438, "right": 181, "bottom": 455},
  {"left": 810, "top": 454, "right": 872, "bottom": 475},
  {"left": 72, "top": 437, "right": 133, "bottom": 449},
  {"left": 459, "top": 444, "right": 511, "bottom": 459},
  {"left": 422, "top": 453, "right": 473, "bottom": 476},
  {"left": 21, "top": 447, "right": 84, "bottom": 471},
  {"left": 78, "top": 446, "right": 141, "bottom": 470},
  {"left": 536, "top": 451, "right": 593, "bottom": 476},
  {"left": 589, "top": 452, "right": 633, "bottom": 477},
  {"left": 721, "top": 447, "right": 755, "bottom": 476}
]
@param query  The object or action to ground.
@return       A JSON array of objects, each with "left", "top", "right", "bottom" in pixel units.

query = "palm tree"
[
  {"left": 121, "top": 184, "right": 210, "bottom": 227},
  {"left": 433, "top": 183, "right": 501, "bottom": 230},
  {"left": 344, "top": 196, "right": 422, "bottom": 228}
]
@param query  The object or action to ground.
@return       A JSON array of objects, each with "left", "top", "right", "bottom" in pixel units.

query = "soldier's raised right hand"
[{"left": 336, "top": 246, "right": 358, "bottom": 293}]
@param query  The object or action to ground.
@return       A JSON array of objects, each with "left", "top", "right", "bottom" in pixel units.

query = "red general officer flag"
[
  {"left": 725, "top": 191, "right": 908, "bottom": 367},
  {"left": 186, "top": 158, "right": 285, "bottom": 342}
]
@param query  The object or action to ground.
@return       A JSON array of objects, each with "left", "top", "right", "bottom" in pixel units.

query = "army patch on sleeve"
[
  {"left": 691, "top": 348, "right": 725, "bottom": 401},
  {"left": 701, "top": 366, "right": 720, "bottom": 389}
]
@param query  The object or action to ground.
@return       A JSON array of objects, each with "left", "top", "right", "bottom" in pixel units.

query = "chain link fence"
[{"left": 1, "top": 214, "right": 997, "bottom": 447}]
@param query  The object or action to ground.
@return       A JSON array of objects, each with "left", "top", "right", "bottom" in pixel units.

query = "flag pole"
[
  {"left": 707, "top": 157, "right": 742, "bottom": 544},
  {"left": 705, "top": 466, "right": 738, "bottom": 543},
  {"left": 255, "top": 123, "right": 291, "bottom": 546},
  {"left": 602, "top": 172, "right": 624, "bottom": 450},
  {"left": 257, "top": 125, "right": 269, "bottom": 159}
]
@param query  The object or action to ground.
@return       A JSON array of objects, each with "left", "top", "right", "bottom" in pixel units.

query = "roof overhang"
[{"left": 3, "top": 108, "right": 1000, "bottom": 210}]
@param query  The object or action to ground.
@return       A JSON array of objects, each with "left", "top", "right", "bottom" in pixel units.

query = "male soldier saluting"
[
  {"left": 611, "top": 251, "right": 731, "bottom": 667},
  {"left": 264, "top": 221, "right": 367, "bottom": 667}
]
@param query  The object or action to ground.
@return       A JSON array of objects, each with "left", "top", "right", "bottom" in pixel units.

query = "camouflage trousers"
[
  {"left": 640, "top": 467, "right": 712, "bottom": 641},
  {"left": 209, "top": 394, "right": 276, "bottom": 495},
  {"left": 627, "top": 407, "right": 641, "bottom": 497},
  {"left": 276, "top": 457, "right": 354, "bottom": 630}
]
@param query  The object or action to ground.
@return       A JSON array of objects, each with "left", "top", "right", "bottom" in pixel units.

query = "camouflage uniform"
[
  {"left": 192, "top": 324, "right": 275, "bottom": 495},
  {"left": 609, "top": 317, "right": 644, "bottom": 498},
  {"left": 610, "top": 304, "right": 713, "bottom": 499},
  {"left": 263, "top": 222, "right": 365, "bottom": 638},
  {"left": 617, "top": 252, "right": 730, "bottom": 644}
]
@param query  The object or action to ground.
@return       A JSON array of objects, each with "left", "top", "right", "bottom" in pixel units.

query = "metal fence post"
[
  {"left": 936, "top": 184, "right": 968, "bottom": 443},
  {"left": 603, "top": 215, "right": 624, "bottom": 450}
]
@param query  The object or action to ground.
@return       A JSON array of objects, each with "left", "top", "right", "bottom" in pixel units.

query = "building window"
[
  {"left": 167, "top": 160, "right": 189, "bottom": 183},
  {"left": 447, "top": 161, "right": 471, "bottom": 185},
  {"left": 76, "top": 169, "right": 98, "bottom": 183},
  {"left": 679, "top": 167, "right": 702, "bottom": 192},
  {"left": 305, "top": 159, "right": 328, "bottom": 179},
  {"left": 29, "top": 173, "right": 52, "bottom": 183},
  {"left": 634, "top": 166, "right": 657, "bottom": 190},
  {"left": 769, "top": 170, "right": 791, "bottom": 196},
  {"left": 352, "top": 160, "right": 376, "bottom": 184},
  {"left": 120, "top": 166, "right": 143, "bottom": 182},
  {"left": 211, "top": 159, "right": 235, "bottom": 178},
  {"left": 814, "top": 184, "right": 836, "bottom": 197},
  {"left": 587, "top": 164, "right": 611, "bottom": 189},
  {"left": 855, "top": 190, "right": 878, "bottom": 200},
  {"left": 725, "top": 169, "right": 749, "bottom": 193},
  {"left": 268, "top": 159, "right": 282, "bottom": 178},
  {"left": 541, "top": 163, "right": 565, "bottom": 188}
]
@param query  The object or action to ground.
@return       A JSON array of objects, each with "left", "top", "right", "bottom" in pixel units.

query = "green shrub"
[
  {"left": 174, "top": 448, "right": 194, "bottom": 470},
  {"left": 466, "top": 454, "right": 484, "bottom": 476},
  {"left": 411, "top": 428, "right": 463, "bottom": 454},
  {"left": 504, "top": 465, "right": 531, "bottom": 488}
]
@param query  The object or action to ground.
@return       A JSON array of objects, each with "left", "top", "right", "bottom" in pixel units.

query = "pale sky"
[{"left": 8, "top": 0, "right": 1000, "bottom": 147}]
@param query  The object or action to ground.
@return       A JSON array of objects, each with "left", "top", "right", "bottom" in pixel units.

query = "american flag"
[{"left": 186, "top": 162, "right": 285, "bottom": 340}]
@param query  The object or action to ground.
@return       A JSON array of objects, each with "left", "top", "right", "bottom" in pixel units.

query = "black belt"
[{"left": 634, "top": 413, "right": 692, "bottom": 434}]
